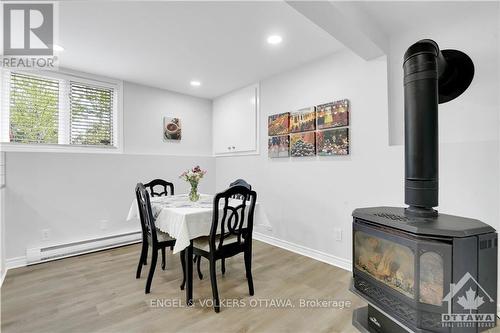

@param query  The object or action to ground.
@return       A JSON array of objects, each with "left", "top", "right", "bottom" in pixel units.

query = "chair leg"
[
  {"left": 209, "top": 258, "right": 220, "bottom": 313},
  {"left": 180, "top": 250, "right": 186, "bottom": 290},
  {"left": 143, "top": 239, "right": 148, "bottom": 265},
  {"left": 221, "top": 257, "right": 226, "bottom": 275},
  {"left": 145, "top": 249, "right": 158, "bottom": 294},
  {"left": 161, "top": 247, "right": 166, "bottom": 270},
  {"left": 185, "top": 245, "right": 194, "bottom": 306},
  {"left": 197, "top": 255, "right": 203, "bottom": 280},
  {"left": 244, "top": 249, "right": 254, "bottom": 296},
  {"left": 136, "top": 241, "right": 148, "bottom": 279}
]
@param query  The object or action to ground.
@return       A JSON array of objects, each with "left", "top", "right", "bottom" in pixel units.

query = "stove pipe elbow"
[{"left": 403, "top": 39, "right": 474, "bottom": 217}]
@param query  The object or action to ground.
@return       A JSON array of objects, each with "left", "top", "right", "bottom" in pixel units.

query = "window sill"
[{"left": 0, "top": 143, "right": 122, "bottom": 154}]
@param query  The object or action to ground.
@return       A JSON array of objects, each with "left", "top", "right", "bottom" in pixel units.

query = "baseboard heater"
[{"left": 26, "top": 231, "right": 142, "bottom": 265}]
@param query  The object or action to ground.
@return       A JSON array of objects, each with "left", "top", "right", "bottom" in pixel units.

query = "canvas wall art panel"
[
  {"left": 290, "top": 132, "right": 316, "bottom": 157},
  {"left": 268, "top": 112, "right": 290, "bottom": 136},
  {"left": 289, "top": 107, "right": 316, "bottom": 133},
  {"left": 163, "top": 117, "right": 181, "bottom": 140},
  {"left": 316, "top": 99, "right": 349, "bottom": 130},
  {"left": 268, "top": 135, "right": 290, "bottom": 158},
  {"left": 316, "top": 128, "right": 349, "bottom": 155}
]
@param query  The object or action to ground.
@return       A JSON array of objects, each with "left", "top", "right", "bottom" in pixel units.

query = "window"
[
  {"left": 9, "top": 73, "right": 60, "bottom": 144},
  {"left": 70, "top": 82, "right": 114, "bottom": 146},
  {"left": 0, "top": 70, "right": 121, "bottom": 151}
]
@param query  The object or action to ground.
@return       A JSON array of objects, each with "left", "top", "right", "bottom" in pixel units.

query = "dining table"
[{"left": 126, "top": 193, "right": 271, "bottom": 305}]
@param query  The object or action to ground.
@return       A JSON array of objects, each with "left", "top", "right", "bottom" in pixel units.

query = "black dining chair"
[
  {"left": 135, "top": 183, "right": 178, "bottom": 294},
  {"left": 138, "top": 179, "right": 204, "bottom": 286},
  {"left": 218, "top": 179, "right": 253, "bottom": 274},
  {"left": 191, "top": 185, "right": 257, "bottom": 312},
  {"left": 136, "top": 179, "right": 174, "bottom": 274},
  {"left": 229, "top": 179, "right": 252, "bottom": 200},
  {"left": 144, "top": 178, "right": 174, "bottom": 197}
]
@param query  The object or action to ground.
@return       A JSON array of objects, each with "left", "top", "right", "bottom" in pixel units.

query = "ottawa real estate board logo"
[
  {"left": 441, "top": 272, "right": 496, "bottom": 329},
  {"left": 2, "top": 2, "right": 58, "bottom": 69}
]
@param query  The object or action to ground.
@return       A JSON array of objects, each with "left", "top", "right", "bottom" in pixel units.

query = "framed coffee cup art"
[{"left": 163, "top": 117, "right": 182, "bottom": 141}]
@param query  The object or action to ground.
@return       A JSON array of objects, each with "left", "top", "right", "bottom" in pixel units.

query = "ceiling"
[
  {"left": 352, "top": 1, "right": 492, "bottom": 36},
  {"left": 59, "top": 1, "right": 344, "bottom": 99}
]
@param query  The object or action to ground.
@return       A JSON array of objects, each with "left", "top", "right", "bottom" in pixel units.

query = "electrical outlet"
[
  {"left": 41, "top": 229, "right": 50, "bottom": 241},
  {"left": 100, "top": 220, "right": 108, "bottom": 230},
  {"left": 334, "top": 228, "right": 342, "bottom": 241}
]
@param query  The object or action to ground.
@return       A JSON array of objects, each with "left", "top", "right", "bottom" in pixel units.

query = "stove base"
[
  {"left": 350, "top": 280, "right": 429, "bottom": 333},
  {"left": 352, "top": 306, "right": 370, "bottom": 333},
  {"left": 353, "top": 305, "right": 410, "bottom": 333}
]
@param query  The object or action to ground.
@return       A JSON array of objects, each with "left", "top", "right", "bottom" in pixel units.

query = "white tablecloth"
[{"left": 126, "top": 194, "right": 271, "bottom": 254}]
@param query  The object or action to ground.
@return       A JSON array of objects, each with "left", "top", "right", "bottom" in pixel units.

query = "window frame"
[{"left": 0, "top": 68, "right": 123, "bottom": 154}]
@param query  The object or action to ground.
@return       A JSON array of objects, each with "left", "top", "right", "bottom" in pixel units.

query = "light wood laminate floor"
[{"left": 0, "top": 240, "right": 427, "bottom": 332}]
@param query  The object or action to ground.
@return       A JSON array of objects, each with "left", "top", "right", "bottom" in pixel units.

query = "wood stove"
[{"left": 351, "top": 40, "right": 497, "bottom": 333}]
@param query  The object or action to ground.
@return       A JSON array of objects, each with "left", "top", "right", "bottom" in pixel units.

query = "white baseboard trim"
[
  {"left": 6, "top": 256, "right": 27, "bottom": 270},
  {"left": 1, "top": 257, "right": 25, "bottom": 288},
  {"left": 1, "top": 268, "right": 7, "bottom": 287},
  {"left": 4, "top": 231, "right": 142, "bottom": 272},
  {"left": 253, "top": 232, "right": 352, "bottom": 272}
]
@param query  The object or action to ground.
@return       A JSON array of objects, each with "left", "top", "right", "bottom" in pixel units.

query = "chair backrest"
[
  {"left": 144, "top": 179, "right": 174, "bottom": 197},
  {"left": 229, "top": 179, "right": 251, "bottom": 201},
  {"left": 135, "top": 183, "right": 158, "bottom": 245},
  {"left": 210, "top": 185, "right": 257, "bottom": 252}
]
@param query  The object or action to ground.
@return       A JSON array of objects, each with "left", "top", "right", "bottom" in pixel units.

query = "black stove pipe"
[{"left": 403, "top": 39, "right": 474, "bottom": 217}]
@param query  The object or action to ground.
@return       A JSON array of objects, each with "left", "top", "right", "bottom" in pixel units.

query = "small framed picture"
[
  {"left": 163, "top": 117, "right": 182, "bottom": 141},
  {"left": 316, "top": 128, "right": 349, "bottom": 155},
  {"left": 163, "top": 117, "right": 181, "bottom": 140},
  {"left": 316, "top": 99, "right": 349, "bottom": 130},
  {"left": 268, "top": 112, "right": 290, "bottom": 136},
  {"left": 290, "top": 132, "right": 316, "bottom": 157},
  {"left": 268, "top": 135, "right": 290, "bottom": 158},
  {"left": 289, "top": 107, "right": 316, "bottom": 133}
]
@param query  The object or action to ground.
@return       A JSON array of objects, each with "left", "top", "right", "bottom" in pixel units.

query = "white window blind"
[
  {"left": 0, "top": 70, "right": 119, "bottom": 150},
  {"left": 9, "top": 73, "right": 60, "bottom": 144},
  {"left": 70, "top": 82, "right": 113, "bottom": 146}
]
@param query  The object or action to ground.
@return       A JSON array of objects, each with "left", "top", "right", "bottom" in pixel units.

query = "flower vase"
[{"left": 189, "top": 182, "right": 200, "bottom": 202}]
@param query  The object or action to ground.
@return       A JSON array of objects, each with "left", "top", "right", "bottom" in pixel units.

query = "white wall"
[
  {"left": 387, "top": 2, "right": 499, "bottom": 146},
  {"left": 4, "top": 81, "right": 215, "bottom": 260},
  {"left": 0, "top": 152, "right": 5, "bottom": 284},
  {"left": 217, "top": 51, "right": 401, "bottom": 262},
  {"left": 123, "top": 82, "right": 212, "bottom": 156},
  {"left": 215, "top": 48, "right": 499, "bottom": 265}
]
